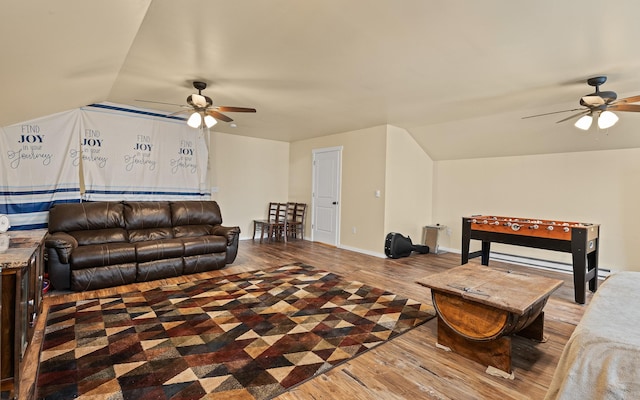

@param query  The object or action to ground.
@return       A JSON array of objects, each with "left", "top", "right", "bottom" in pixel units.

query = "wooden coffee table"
[{"left": 417, "top": 264, "right": 563, "bottom": 377}]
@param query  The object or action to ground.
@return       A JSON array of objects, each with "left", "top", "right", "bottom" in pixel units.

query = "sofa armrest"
[
  {"left": 45, "top": 232, "right": 78, "bottom": 264},
  {"left": 45, "top": 232, "right": 77, "bottom": 290},
  {"left": 210, "top": 225, "right": 241, "bottom": 264},
  {"left": 210, "top": 225, "right": 241, "bottom": 245}
]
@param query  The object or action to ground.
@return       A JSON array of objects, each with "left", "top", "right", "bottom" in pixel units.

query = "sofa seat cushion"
[
  {"left": 128, "top": 228, "right": 173, "bottom": 243},
  {"left": 173, "top": 225, "right": 211, "bottom": 238},
  {"left": 181, "top": 236, "right": 227, "bottom": 256},
  {"left": 70, "top": 243, "right": 137, "bottom": 269},
  {"left": 70, "top": 228, "right": 128, "bottom": 246},
  {"left": 135, "top": 239, "right": 185, "bottom": 262}
]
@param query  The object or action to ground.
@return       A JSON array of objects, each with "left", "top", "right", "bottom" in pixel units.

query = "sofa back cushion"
[
  {"left": 128, "top": 228, "right": 174, "bottom": 243},
  {"left": 171, "top": 201, "right": 222, "bottom": 226},
  {"left": 173, "top": 225, "right": 211, "bottom": 238},
  {"left": 48, "top": 202, "right": 125, "bottom": 233},
  {"left": 124, "top": 201, "right": 172, "bottom": 230}
]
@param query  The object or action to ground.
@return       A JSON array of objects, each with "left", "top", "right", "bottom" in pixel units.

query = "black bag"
[{"left": 384, "top": 232, "right": 430, "bottom": 259}]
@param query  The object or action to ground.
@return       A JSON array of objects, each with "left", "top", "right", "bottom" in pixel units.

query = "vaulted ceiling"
[{"left": 3, "top": 1, "right": 640, "bottom": 160}]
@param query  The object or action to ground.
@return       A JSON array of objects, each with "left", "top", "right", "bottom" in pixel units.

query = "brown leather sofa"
[{"left": 45, "top": 200, "right": 240, "bottom": 291}]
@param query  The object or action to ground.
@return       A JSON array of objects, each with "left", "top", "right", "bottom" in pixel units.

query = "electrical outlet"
[
  {"left": 446, "top": 228, "right": 452, "bottom": 236},
  {"left": 352, "top": 226, "right": 357, "bottom": 234}
]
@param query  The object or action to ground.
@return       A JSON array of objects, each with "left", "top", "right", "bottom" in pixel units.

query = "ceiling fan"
[
  {"left": 523, "top": 76, "right": 640, "bottom": 130},
  {"left": 137, "top": 81, "right": 256, "bottom": 129}
]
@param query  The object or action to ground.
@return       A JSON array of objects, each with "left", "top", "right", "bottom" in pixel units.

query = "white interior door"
[{"left": 312, "top": 147, "right": 341, "bottom": 246}]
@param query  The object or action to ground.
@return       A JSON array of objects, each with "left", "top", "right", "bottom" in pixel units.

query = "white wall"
[
  {"left": 432, "top": 148, "right": 640, "bottom": 272},
  {"left": 289, "top": 125, "right": 387, "bottom": 254},
  {"left": 289, "top": 124, "right": 435, "bottom": 256},
  {"left": 384, "top": 125, "right": 434, "bottom": 242},
  {"left": 208, "top": 127, "right": 640, "bottom": 273},
  {"left": 210, "top": 131, "right": 289, "bottom": 239}
]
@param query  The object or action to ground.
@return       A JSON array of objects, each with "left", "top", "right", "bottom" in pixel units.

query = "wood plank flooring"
[{"left": 21, "top": 239, "right": 593, "bottom": 399}]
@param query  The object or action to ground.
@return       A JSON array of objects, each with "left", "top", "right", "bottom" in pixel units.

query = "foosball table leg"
[
  {"left": 481, "top": 241, "right": 491, "bottom": 265},
  {"left": 571, "top": 229, "right": 599, "bottom": 304}
]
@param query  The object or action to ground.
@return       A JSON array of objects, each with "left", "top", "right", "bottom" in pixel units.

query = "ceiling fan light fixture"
[
  {"left": 204, "top": 115, "right": 217, "bottom": 128},
  {"left": 598, "top": 111, "right": 619, "bottom": 129},
  {"left": 187, "top": 112, "right": 202, "bottom": 128},
  {"left": 191, "top": 94, "right": 208, "bottom": 108},
  {"left": 581, "top": 96, "right": 605, "bottom": 107},
  {"left": 574, "top": 114, "right": 593, "bottom": 130}
]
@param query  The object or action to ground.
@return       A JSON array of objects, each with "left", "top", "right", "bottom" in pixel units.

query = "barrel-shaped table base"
[{"left": 432, "top": 291, "right": 547, "bottom": 374}]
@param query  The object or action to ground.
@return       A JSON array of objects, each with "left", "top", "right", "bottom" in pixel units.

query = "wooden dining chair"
[
  {"left": 286, "top": 202, "right": 296, "bottom": 224},
  {"left": 253, "top": 202, "right": 288, "bottom": 243},
  {"left": 273, "top": 202, "right": 288, "bottom": 241},
  {"left": 253, "top": 202, "right": 276, "bottom": 243},
  {"left": 284, "top": 202, "right": 295, "bottom": 236},
  {"left": 288, "top": 203, "right": 307, "bottom": 240}
]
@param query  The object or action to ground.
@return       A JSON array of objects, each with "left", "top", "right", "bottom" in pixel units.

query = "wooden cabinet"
[{"left": 0, "top": 229, "right": 46, "bottom": 400}]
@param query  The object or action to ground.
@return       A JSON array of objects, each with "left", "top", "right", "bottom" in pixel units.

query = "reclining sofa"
[{"left": 45, "top": 200, "right": 240, "bottom": 291}]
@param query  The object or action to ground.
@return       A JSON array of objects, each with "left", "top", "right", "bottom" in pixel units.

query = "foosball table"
[{"left": 461, "top": 216, "right": 600, "bottom": 304}]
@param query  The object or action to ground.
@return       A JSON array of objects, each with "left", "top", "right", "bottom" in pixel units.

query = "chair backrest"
[
  {"left": 286, "top": 202, "right": 296, "bottom": 221},
  {"left": 267, "top": 202, "right": 279, "bottom": 222},
  {"left": 294, "top": 203, "right": 307, "bottom": 223},
  {"left": 277, "top": 203, "right": 288, "bottom": 222}
]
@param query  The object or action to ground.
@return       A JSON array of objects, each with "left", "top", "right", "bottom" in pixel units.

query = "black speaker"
[{"left": 384, "top": 232, "right": 430, "bottom": 259}]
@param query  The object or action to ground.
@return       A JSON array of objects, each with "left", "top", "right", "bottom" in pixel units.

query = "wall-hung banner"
[
  {"left": 0, "top": 109, "right": 81, "bottom": 229},
  {"left": 80, "top": 104, "right": 210, "bottom": 201}
]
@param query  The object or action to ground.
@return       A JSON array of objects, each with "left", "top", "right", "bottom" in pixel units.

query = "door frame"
[{"left": 311, "top": 146, "right": 342, "bottom": 246}]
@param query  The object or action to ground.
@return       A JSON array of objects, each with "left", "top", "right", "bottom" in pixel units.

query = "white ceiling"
[{"left": 3, "top": 0, "right": 640, "bottom": 160}]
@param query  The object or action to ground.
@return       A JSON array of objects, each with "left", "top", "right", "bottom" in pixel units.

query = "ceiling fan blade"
[
  {"left": 522, "top": 108, "right": 584, "bottom": 119},
  {"left": 135, "top": 99, "right": 184, "bottom": 107},
  {"left": 607, "top": 104, "right": 640, "bottom": 112},
  {"left": 214, "top": 106, "right": 257, "bottom": 113},
  {"left": 207, "top": 110, "right": 233, "bottom": 122},
  {"left": 556, "top": 110, "right": 590, "bottom": 123},
  {"left": 168, "top": 109, "right": 190, "bottom": 117},
  {"left": 615, "top": 95, "right": 640, "bottom": 104}
]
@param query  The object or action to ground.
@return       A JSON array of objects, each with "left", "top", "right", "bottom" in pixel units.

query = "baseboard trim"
[
  {"left": 240, "top": 237, "right": 388, "bottom": 259},
  {"left": 438, "top": 246, "right": 610, "bottom": 278},
  {"left": 337, "top": 244, "right": 387, "bottom": 259}
]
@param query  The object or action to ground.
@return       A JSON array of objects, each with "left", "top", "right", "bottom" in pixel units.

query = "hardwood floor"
[{"left": 22, "top": 239, "right": 593, "bottom": 399}]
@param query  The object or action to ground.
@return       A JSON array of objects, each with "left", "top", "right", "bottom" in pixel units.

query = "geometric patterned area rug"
[{"left": 37, "top": 263, "right": 435, "bottom": 400}]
